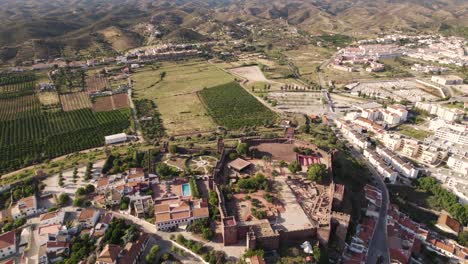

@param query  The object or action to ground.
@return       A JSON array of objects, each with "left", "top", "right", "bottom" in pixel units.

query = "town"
[{"left": 0, "top": 16, "right": 467, "bottom": 264}]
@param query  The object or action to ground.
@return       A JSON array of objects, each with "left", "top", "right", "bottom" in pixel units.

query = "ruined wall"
[{"left": 278, "top": 228, "right": 317, "bottom": 242}]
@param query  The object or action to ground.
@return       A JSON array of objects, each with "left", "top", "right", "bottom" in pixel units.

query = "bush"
[{"left": 288, "top": 161, "right": 301, "bottom": 174}]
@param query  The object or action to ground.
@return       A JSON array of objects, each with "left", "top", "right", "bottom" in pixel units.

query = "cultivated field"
[
  {"left": 199, "top": 82, "right": 276, "bottom": 129},
  {"left": 132, "top": 61, "right": 234, "bottom": 135},
  {"left": 92, "top": 94, "right": 129, "bottom": 112},
  {"left": 60, "top": 92, "right": 92, "bottom": 111},
  {"left": 37, "top": 92, "right": 60, "bottom": 105},
  {"left": 0, "top": 108, "right": 130, "bottom": 173},
  {"left": 0, "top": 72, "right": 131, "bottom": 173},
  {"left": 0, "top": 95, "right": 41, "bottom": 120},
  {"left": 86, "top": 75, "right": 109, "bottom": 93}
]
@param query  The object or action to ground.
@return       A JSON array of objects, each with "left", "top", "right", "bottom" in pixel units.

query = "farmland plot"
[
  {"left": 199, "top": 82, "right": 276, "bottom": 129},
  {"left": 60, "top": 92, "right": 92, "bottom": 111}
]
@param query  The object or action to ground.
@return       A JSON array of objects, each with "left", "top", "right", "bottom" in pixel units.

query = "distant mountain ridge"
[{"left": 0, "top": 0, "right": 466, "bottom": 62}]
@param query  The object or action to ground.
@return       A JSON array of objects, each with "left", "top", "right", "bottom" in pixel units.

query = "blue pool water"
[{"left": 182, "top": 183, "right": 191, "bottom": 196}]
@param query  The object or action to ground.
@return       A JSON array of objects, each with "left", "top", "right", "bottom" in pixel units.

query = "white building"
[
  {"left": 376, "top": 146, "right": 419, "bottom": 178},
  {"left": 364, "top": 149, "right": 398, "bottom": 183},
  {"left": 78, "top": 209, "right": 100, "bottom": 228},
  {"left": 415, "top": 102, "right": 464, "bottom": 122},
  {"left": 447, "top": 155, "right": 468, "bottom": 175},
  {"left": 12, "top": 196, "right": 38, "bottom": 219},
  {"left": 431, "top": 75, "right": 463, "bottom": 85},
  {"left": 382, "top": 133, "right": 403, "bottom": 151},
  {"left": 434, "top": 127, "right": 468, "bottom": 145},
  {"left": 105, "top": 133, "right": 127, "bottom": 145},
  {"left": 348, "top": 130, "right": 371, "bottom": 149},
  {"left": 386, "top": 104, "right": 408, "bottom": 122}
]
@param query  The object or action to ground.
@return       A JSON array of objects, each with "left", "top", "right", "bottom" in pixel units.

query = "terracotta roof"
[
  {"left": 228, "top": 158, "right": 252, "bottom": 171},
  {"left": 46, "top": 241, "right": 69, "bottom": 248},
  {"left": 120, "top": 233, "right": 149, "bottom": 263},
  {"left": 40, "top": 211, "right": 60, "bottom": 221},
  {"left": 97, "top": 244, "right": 122, "bottom": 263},
  {"left": 436, "top": 213, "right": 461, "bottom": 233},
  {"left": 18, "top": 196, "right": 35, "bottom": 210},
  {"left": 171, "top": 211, "right": 191, "bottom": 221},
  {"left": 99, "top": 213, "right": 113, "bottom": 225},
  {"left": 250, "top": 255, "right": 266, "bottom": 264},
  {"left": 38, "top": 224, "right": 60, "bottom": 235},
  {"left": 155, "top": 204, "right": 170, "bottom": 213},
  {"left": 97, "top": 178, "right": 109, "bottom": 188},
  {"left": 128, "top": 173, "right": 145, "bottom": 179},
  {"left": 79, "top": 208, "right": 97, "bottom": 221},
  {"left": 193, "top": 207, "right": 209, "bottom": 218},
  {"left": 155, "top": 212, "right": 171, "bottom": 223},
  {"left": 0, "top": 231, "right": 15, "bottom": 249},
  {"left": 0, "top": 259, "right": 14, "bottom": 264}
]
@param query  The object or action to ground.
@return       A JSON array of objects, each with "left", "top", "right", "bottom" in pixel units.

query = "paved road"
[{"left": 333, "top": 127, "right": 390, "bottom": 264}]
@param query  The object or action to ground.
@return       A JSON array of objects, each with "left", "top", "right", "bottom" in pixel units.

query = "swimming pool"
[{"left": 182, "top": 183, "right": 191, "bottom": 197}]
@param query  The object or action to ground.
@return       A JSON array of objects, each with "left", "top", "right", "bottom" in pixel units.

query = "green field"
[
  {"left": 397, "top": 125, "right": 432, "bottom": 141},
  {"left": 131, "top": 61, "right": 234, "bottom": 135},
  {"left": 199, "top": 82, "right": 276, "bottom": 129},
  {"left": 0, "top": 73, "right": 130, "bottom": 173}
]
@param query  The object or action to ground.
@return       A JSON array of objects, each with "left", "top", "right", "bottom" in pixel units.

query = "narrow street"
[
  {"left": 333, "top": 126, "right": 390, "bottom": 264},
  {"left": 348, "top": 147, "right": 390, "bottom": 264}
]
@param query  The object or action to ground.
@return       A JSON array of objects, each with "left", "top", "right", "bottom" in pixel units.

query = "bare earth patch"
[
  {"left": 37, "top": 92, "right": 60, "bottom": 105},
  {"left": 229, "top": 66, "right": 268, "bottom": 82},
  {"left": 60, "top": 92, "right": 92, "bottom": 111}
]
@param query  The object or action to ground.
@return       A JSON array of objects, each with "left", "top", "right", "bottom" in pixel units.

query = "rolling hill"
[{"left": 0, "top": 0, "right": 466, "bottom": 63}]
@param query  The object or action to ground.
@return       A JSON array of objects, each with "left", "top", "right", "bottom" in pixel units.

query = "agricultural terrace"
[
  {"left": 0, "top": 108, "right": 130, "bottom": 173},
  {"left": 199, "top": 82, "right": 277, "bottom": 129},
  {"left": 60, "top": 92, "right": 92, "bottom": 111},
  {"left": 131, "top": 60, "right": 234, "bottom": 135}
]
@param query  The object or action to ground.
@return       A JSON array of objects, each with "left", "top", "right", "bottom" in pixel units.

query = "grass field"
[
  {"left": 397, "top": 125, "right": 432, "bottom": 141},
  {"left": 199, "top": 82, "right": 276, "bottom": 129},
  {"left": 131, "top": 61, "right": 234, "bottom": 135}
]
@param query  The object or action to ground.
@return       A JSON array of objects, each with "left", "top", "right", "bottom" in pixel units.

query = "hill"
[{"left": 0, "top": 0, "right": 466, "bottom": 63}]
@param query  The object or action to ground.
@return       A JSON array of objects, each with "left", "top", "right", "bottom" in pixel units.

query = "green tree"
[
  {"left": 145, "top": 245, "right": 160, "bottom": 263},
  {"left": 236, "top": 142, "right": 248, "bottom": 156},
  {"left": 202, "top": 228, "right": 214, "bottom": 240},
  {"left": 458, "top": 231, "right": 468, "bottom": 247},
  {"left": 58, "top": 193, "right": 70, "bottom": 206},
  {"left": 288, "top": 161, "right": 301, "bottom": 174},
  {"left": 307, "top": 164, "right": 327, "bottom": 182}
]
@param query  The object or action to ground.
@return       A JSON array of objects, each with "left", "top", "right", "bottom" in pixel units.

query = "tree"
[
  {"left": 85, "top": 184, "right": 95, "bottom": 194},
  {"left": 288, "top": 161, "right": 301, "bottom": 174},
  {"left": 123, "top": 225, "right": 139, "bottom": 243},
  {"left": 459, "top": 231, "right": 468, "bottom": 247},
  {"left": 145, "top": 245, "right": 160, "bottom": 263},
  {"left": 307, "top": 164, "right": 327, "bottom": 182},
  {"left": 2, "top": 222, "right": 13, "bottom": 232},
  {"left": 313, "top": 245, "right": 321, "bottom": 262},
  {"left": 236, "top": 142, "right": 248, "bottom": 156},
  {"left": 202, "top": 228, "right": 214, "bottom": 240},
  {"left": 58, "top": 193, "right": 70, "bottom": 206},
  {"left": 169, "top": 144, "right": 177, "bottom": 154}
]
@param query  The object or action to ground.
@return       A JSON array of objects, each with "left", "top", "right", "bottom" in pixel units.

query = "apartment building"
[
  {"left": 415, "top": 102, "right": 464, "bottom": 122},
  {"left": 386, "top": 104, "right": 408, "bottom": 121},
  {"left": 434, "top": 127, "right": 468, "bottom": 145},
  {"left": 447, "top": 155, "right": 468, "bottom": 175},
  {"left": 363, "top": 149, "right": 398, "bottom": 183},
  {"left": 376, "top": 146, "right": 419, "bottom": 178}
]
